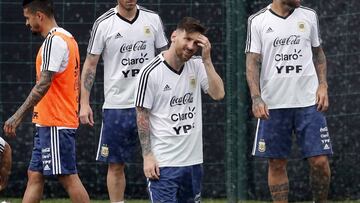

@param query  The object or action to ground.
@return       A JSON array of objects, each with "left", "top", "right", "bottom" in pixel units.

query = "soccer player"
[
  {"left": 79, "top": 0, "right": 168, "bottom": 202},
  {"left": 3, "top": 0, "right": 90, "bottom": 202},
  {"left": 135, "top": 17, "right": 224, "bottom": 202},
  {"left": 245, "top": 0, "right": 332, "bottom": 202},
  {"left": 0, "top": 137, "right": 12, "bottom": 191}
]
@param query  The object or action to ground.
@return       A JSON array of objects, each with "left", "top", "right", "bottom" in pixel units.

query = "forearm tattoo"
[
  {"left": 136, "top": 107, "right": 152, "bottom": 156},
  {"left": 15, "top": 71, "right": 54, "bottom": 117},
  {"left": 313, "top": 47, "right": 327, "bottom": 84},
  {"left": 84, "top": 70, "right": 95, "bottom": 92},
  {"left": 246, "top": 53, "right": 262, "bottom": 97},
  {"left": 269, "top": 183, "right": 289, "bottom": 201}
]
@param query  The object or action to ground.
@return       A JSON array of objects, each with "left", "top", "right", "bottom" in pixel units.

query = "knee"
[
  {"left": 27, "top": 171, "right": 44, "bottom": 185},
  {"left": 58, "top": 174, "right": 79, "bottom": 189},
  {"left": 309, "top": 156, "right": 330, "bottom": 174},
  {"left": 108, "top": 163, "right": 125, "bottom": 176},
  {"left": 268, "top": 159, "right": 287, "bottom": 174}
]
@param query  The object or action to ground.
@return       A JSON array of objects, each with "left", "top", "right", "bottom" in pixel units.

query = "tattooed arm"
[
  {"left": 136, "top": 107, "right": 159, "bottom": 180},
  {"left": 312, "top": 46, "right": 329, "bottom": 112},
  {"left": 3, "top": 71, "right": 55, "bottom": 137},
  {"left": 246, "top": 52, "right": 269, "bottom": 119},
  {"left": 79, "top": 53, "right": 100, "bottom": 126}
]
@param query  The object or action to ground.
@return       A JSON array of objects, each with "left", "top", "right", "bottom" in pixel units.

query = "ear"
[
  {"left": 36, "top": 11, "right": 44, "bottom": 21},
  {"left": 170, "top": 30, "right": 177, "bottom": 42}
]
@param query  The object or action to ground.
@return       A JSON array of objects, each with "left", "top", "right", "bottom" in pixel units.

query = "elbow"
[{"left": 212, "top": 91, "right": 225, "bottom": 101}]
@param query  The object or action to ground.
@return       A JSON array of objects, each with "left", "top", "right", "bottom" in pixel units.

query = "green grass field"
[{"left": 1, "top": 199, "right": 360, "bottom": 203}]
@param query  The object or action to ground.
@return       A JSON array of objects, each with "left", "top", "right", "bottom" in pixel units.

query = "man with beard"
[
  {"left": 135, "top": 17, "right": 224, "bottom": 202},
  {"left": 245, "top": 0, "right": 332, "bottom": 202},
  {"left": 3, "top": 0, "right": 89, "bottom": 202},
  {"left": 0, "top": 137, "right": 11, "bottom": 191},
  {"left": 79, "top": 0, "right": 168, "bottom": 202}
]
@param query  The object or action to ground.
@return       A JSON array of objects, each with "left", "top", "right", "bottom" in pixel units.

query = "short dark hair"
[
  {"left": 176, "top": 17, "right": 207, "bottom": 34},
  {"left": 23, "top": 0, "right": 54, "bottom": 17}
]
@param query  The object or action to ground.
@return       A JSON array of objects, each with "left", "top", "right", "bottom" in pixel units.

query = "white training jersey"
[
  {"left": 135, "top": 54, "right": 209, "bottom": 167},
  {"left": 87, "top": 5, "right": 168, "bottom": 109},
  {"left": 245, "top": 5, "right": 321, "bottom": 109},
  {"left": 0, "top": 137, "right": 5, "bottom": 154},
  {"left": 40, "top": 27, "right": 71, "bottom": 73}
]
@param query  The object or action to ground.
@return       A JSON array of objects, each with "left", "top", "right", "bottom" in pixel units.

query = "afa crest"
[
  {"left": 298, "top": 21, "right": 305, "bottom": 32},
  {"left": 101, "top": 145, "right": 109, "bottom": 157},
  {"left": 258, "top": 139, "right": 266, "bottom": 152},
  {"left": 144, "top": 26, "right": 151, "bottom": 36}
]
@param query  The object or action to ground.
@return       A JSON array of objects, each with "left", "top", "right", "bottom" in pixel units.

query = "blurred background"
[{"left": 0, "top": 0, "right": 359, "bottom": 201}]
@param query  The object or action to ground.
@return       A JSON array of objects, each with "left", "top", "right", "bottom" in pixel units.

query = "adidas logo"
[
  {"left": 44, "top": 164, "right": 51, "bottom": 171},
  {"left": 115, "top": 32, "right": 123, "bottom": 39},
  {"left": 323, "top": 144, "right": 330, "bottom": 150},
  {"left": 266, "top": 27, "right": 274, "bottom": 33},
  {"left": 163, "top": 84, "right": 171, "bottom": 91}
]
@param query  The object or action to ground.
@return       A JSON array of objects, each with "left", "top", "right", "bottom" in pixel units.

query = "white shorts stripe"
[
  {"left": 56, "top": 127, "right": 61, "bottom": 174},
  {"left": 147, "top": 180, "right": 154, "bottom": 203},
  {"left": 252, "top": 119, "right": 260, "bottom": 155},
  {"left": 95, "top": 122, "right": 104, "bottom": 160}
]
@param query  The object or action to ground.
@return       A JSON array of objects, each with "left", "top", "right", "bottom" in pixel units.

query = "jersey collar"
[
  {"left": 116, "top": 6, "right": 140, "bottom": 24},
  {"left": 269, "top": 4, "right": 295, "bottom": 19}
]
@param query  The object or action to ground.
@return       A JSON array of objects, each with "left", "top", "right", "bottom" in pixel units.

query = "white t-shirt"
[
  {"left": 40, "top": 27, "right": 72, "bottom": 73},
  {"left": 245, "top": 5, "right": 321, "bottom": 109},
  {"left": 135, "top": 54, "right": 209, "bottom": 167},
  {"left": 88, "top": 5, "right": 168, "bottom": 109},
  {"left": 0, "top": 137, "right": 5, "bottom": 154}
]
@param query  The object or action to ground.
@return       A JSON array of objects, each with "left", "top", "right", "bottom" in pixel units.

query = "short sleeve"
[
  {"left": 135, "top": 67, "right": 156, "bottom": 109},
  {"left": 245, "top": 16, "right": 262, "bottom": 53},
  {"left": 310, "top": 11, "right": 321, "bottom": 47},
  {"left": 41, "top": 35, "right": 67, "bottom": 72},
  {"left": 154, "top": 15, "right": 168, "bottom": 49},
  {"left": 87, "top": 20, "right": 106, "bottom": 55}
]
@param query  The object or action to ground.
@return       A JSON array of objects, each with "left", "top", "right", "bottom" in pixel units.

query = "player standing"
[
  {"left": 245, "top": 0, "right": 332, "bottom": 202},
  {"left": 3, "top": 0, "right": 90, "bottom": 202},
  {"left": 135, "top": 17, "right": 224, "bottom": 202},
  {"left": 79, "top": 0, "right": 168, "bottom": 202}
]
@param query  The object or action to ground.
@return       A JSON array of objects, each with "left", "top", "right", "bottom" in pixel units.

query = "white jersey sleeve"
[
  {"left": 41, "top": 35, "right": 68, "bottom": 73},
  {"left": 310, "top": 11, "right": 321, "bottom": 47},
  {"left": 87, "top": 10, "right": 113, "bottom": 55},
  {"left": 135, "top": 57, "right": 162, "bottom": 109},
  {"left": 0, "top": 137, "right": 5, "bottom": 154},
  {"left": 245, "top": 14, "right": 262, "bottom": 53},
  {"left": 154, "top": 15, "right": 168, "bottom": 49}
]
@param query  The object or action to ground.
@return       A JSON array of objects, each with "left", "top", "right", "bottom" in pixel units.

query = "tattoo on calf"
[{"left": 269, "top": 183, "right": 289, "bottom": 201}]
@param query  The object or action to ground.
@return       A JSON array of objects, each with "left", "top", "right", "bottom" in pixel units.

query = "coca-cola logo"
[
  {"left": 120, "top": 41, "right": 147, "bottom": 53},
  {"left": 273, "top": 35, "right": 300, "bottom": 47},
  {"left": 170, "top": 93, "right": 194, "bottom": 107}
]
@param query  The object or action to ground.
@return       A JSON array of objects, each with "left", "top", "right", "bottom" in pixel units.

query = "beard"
[
  {"left": 28, "top": 23, "right": 40, "bottom": 36},
  {"left": 285, "top": 0, "right": 301, "bottom": 8}
]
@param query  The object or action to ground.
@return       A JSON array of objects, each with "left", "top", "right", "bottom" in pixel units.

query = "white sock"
[{"left": 111, "top": 201, "right": 124, "bottom": 203}]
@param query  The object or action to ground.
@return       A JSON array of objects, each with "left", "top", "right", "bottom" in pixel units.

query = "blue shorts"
[
  {"left": 252, "top": 105, "right": 333, "bottom": 158},
  {"left": 96, "top": 108, "right": 138, "bottom": 163},
  {"left": 29, "top": 127, "right": 77, "bottom": 176},
  {"left": 148, "top": 164, "right": 203, "bottom": 203}
]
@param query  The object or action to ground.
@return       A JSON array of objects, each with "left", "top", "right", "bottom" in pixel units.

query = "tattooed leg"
[
  {"left": 268, "top": 159, "right": 289, "bottom": 203},
  {"left": 309, "top": 156, "right": 330, "bottom": 203}
]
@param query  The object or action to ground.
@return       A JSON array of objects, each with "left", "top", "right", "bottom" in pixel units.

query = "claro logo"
[
  {"left": 121, "top": 53, "right": 149, "bottom": 66},
  {"left": 170, "top": 93, "right": 194, "bottom": 107}
]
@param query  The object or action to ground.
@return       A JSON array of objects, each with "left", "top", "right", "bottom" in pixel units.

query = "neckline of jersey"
[
  {"left": 116, "top": 8, "right": 140, "bottom": 24},
  {"left": 269, "top": 8, "right": 295, "bottom": 20},
  {"left": 163, "top": 59, "right": 184, "bottom": 75}
]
